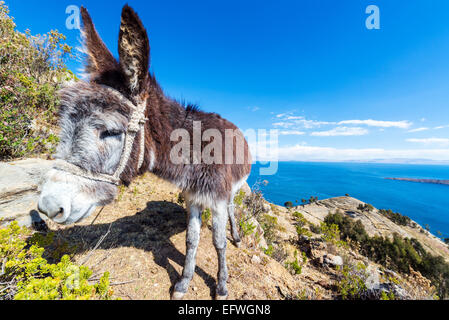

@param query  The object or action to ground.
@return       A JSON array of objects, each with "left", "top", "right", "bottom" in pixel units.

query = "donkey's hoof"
[
  {"left": 171, "top": 291, "right": 185, "bottom": 300},
  {"left": 215, "top": 294, "right": 228, "bottom": 300},
  {"left": 234, "top": 240, "right": 242, "bottom": 248}
]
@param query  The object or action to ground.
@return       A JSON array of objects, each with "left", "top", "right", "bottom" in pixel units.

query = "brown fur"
[{"left": 79, "top": 5, "right": 252, "bottom": 200}]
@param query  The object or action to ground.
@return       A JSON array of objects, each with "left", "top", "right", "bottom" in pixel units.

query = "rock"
[
  {"left": 0, "top": 159, "right": 53, "bottom": 228},
  {"left": 365, "top": 282, "right": 410, "bottom": 300},
  {"left": 251, "top": 255, "right": 261, "bottom": 264},
  {"left": 299, "top": 236, "right": 327, "bottom": 259},
  {"left": 262, "top": 203, "right": 271, "bottom": 213},
  {"left": 365, "top": 266, "right": 381, "bottom": 291},
  {"left": 384, "top": 269, "right": 399, "bottom": 279},
  {"left": 322, "top": 254, "right": 343, "bottom": 268},
  {"left": 240, "top": 182, "right": 252, "bottom": 196},
  {"left": 246, "top": 216, "right": 268, "bottom": 250},
  {"left": 258, "top": 237, "right": 269, "bottom": 251}
]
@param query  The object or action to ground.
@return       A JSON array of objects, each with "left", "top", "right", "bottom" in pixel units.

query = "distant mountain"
[{"left": 342, "top": 159, "right": 449, "bottom": 165}]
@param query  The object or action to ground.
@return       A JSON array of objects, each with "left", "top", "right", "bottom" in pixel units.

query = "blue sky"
[{"left": 6, "top": 0, "right": 449, "bottom": 162}]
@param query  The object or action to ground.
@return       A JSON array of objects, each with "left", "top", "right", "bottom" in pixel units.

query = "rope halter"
[{"left": 53, "top": 85, "right": 148, "bottom": 186}]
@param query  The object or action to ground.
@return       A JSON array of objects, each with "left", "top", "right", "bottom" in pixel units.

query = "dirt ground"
[{"left": 43, "top": 173, "right": 303, "bottom": 300}]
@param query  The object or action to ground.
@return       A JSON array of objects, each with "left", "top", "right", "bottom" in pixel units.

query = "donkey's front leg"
[
  {"left": 212, "top": 201, "right": 229, "bottom": 300},
  {"left": 172, "top": 203, "right": 202, "bottom": 300}
]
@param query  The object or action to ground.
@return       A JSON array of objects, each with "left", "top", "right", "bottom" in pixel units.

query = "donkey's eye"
[{"left": 100, "top": 130, "right": 123, "bottom": 139}]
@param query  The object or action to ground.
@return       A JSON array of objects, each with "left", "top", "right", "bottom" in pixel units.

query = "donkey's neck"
[{"left": 143, "top": 84, "right": 185, "bottom": 176}]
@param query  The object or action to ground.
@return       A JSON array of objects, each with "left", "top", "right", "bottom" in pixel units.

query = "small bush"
[
  {"left": 309, "top": 223, "right": 321, "bottom": 234},
  {"left": 202, "top": 208, "right": 211, "bottom": 228},
  {"left": 259, "top": 214, "right": 278, "bottom": 245},
  {"left": 293, "top": 212, "right": 312, "bottom": 238},
  {"left": 324, "top": 211, "right": 369, "bottom": 244},
  {"left": 0, "top": 2, "right": 76, "bottom": 159},
  {"left": 337, "top": 262, "right": 368, "bottom": 300},
  {"left": 284, "top": 201, "right": 293, "bottom": 209},
  {"left": 357, "top": 203, "right": 374, "bottom": 212},
  {"left": 234, "top": 190, "right": 246, "bottom": 206},
  {"left": 0, "top": 222, "right": 113, "bottom": 300},
  {"left": 238, "top": 218, "right": 256, "bottom": 237},
  {"left": 323, "top": 211, "right": 449, "bottom": 298},
  {"left": 379, "top": 209, "right": 411, "bottom": 227},
  {"left": 285, "top": 250, "right": 307, "bottom": 275},
  {"left": 320, "top": 222, "right": 346, "bottom": 247}
]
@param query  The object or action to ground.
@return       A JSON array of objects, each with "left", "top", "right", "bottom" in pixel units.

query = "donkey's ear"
[
  {"left": 118, "top": 5, "right": 150, "bottom": 95},
  {"left": 80, "top": 7, "right": 119, "bottom": 77}
]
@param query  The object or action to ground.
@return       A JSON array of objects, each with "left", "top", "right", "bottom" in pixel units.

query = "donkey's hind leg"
[
  {"left": 228, "top": 197, "right": 241, "bottom": 248},
  {"left": 212, "top": 200, "right": 230, "bottom": 300},
  {"left": 172, "top": 200, "right": 202, "bottom": 300}
]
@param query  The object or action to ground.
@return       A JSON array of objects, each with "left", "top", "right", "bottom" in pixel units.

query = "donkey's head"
[{"left": 38, "top": 5, "right": 151, "bottom": 224}]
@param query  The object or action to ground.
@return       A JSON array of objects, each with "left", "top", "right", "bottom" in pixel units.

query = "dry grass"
[{"left": 44, "top": 173, "right": 302, "bottom": 300}]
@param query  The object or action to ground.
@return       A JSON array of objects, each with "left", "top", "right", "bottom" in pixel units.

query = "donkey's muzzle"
[{"left": 38, "top": 195, "right": 66, "bottom": 220}]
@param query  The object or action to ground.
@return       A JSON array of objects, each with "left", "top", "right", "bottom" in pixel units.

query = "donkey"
[{"left": 37, "top": 5, "right": 252, "bottom": 300}]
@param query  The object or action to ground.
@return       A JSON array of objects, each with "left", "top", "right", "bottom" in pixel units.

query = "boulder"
[
  {"left": 299, "top": 236, "right": 327, "bottom": 259},
  {"left": 0, "top": 159, "right": 53, "bottom": 228},
  {"left": 240, "top": 182, "right": 252, "bottom": 196},
  {"left": 262, "top": 203, "right": 271, "bottom": 213},
  {"left": 323, "top": 254, "right": 343, "bottom": 268},
  {"left": 251, "top": 255, "right": 262, "bottom": 264}
]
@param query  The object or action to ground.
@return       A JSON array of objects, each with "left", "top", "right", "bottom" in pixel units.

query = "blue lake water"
[{"left": 247, "top": 162, "right": 449, "bottom": 238}]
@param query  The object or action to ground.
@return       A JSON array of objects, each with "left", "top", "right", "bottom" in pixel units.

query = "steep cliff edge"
[{"left": 1, "top": 159, "right": 448, "bottom": 299}]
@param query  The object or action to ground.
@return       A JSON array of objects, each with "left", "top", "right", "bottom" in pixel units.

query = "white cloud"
[
  {"left": 435, "top": 125, "right": 449, "bottom": 130},
  {"left": 311, "top": 127, "right": 369, "bottom": 137},
  {"left": 274, "top": 113, "right": 335, "bottom": 129},
  {"left": 249, "top": 106, "right": 260, "bottom": 112},
  {"left": 338, "top": 119, "right": 412, "bottom": 129},
  {"left": 274, "top": 112, "right": 412, "bottom": 132},
  {"left": 408, "top": 127, "right": 429, "bottom": 133},
  {"left": 406, "top": 138, "right": 449, "bottom": 146},
  {"left": 251, "top": 143, "right": 449, "bottom": 162},
  {"left": 273, "top": 118, "right": 334, "bottom": 129},
  {"left": 279, "top": 130, "right": 306, "bottom": 136}
]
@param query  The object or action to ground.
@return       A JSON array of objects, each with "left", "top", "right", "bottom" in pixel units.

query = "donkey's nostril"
[
  {"left": 38, "top": 195, "right": 66, "bottom": 220},
  {"left": 55, "top": 208, "right": 64, "bottom": 219}
]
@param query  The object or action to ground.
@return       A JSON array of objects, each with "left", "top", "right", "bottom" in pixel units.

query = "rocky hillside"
[{"left": 1, "top": 159, "right": 448, "bottom": 300}]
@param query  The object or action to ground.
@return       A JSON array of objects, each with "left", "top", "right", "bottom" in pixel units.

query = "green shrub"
[
  {"left": 337, "top": 262, "right": 368, "bottom": 300},
  {"left": 239, "top": 218, "right": 256, "bottom": 237},
  {"left": 264, "top": 244, "right": 274, "bottom": 257},
  {"left": 202, "top": 208, "right": 211, "bottom": 228},
  {"left": 309, "top": 223, "right": 321, "bottom": 234},
  {"left": 0, "top": 2, "right": 76, "bottom": 159},
  {"left": 379, "top": 209, "right": 411, "bottom": 227},
  {"left": 324, "top": 211, "right": 369, "bottom": 244},
  {"left": 285, "top": 250, "right": 307, "bottom": 275},
  {"left": 320, "top": 222, "right": 346, "bottom": 247},
  {"left": 284, "top": 201, "right": 293, "bottom": 209},
  {"left": 259, "top": 214, "right": 278, "bottom": 245},
  {"left": 234, "top": 190, "right": 245, "bottom": 206},
  {"left": 0, "top": 222, "right": 113, "bottom": 300},
  {"left": 293, "top": 212, "right": 312, "bottom": 238},
  {"left": 309, "top": 196, "right": 318, "bottom": 204},
  {"left": 323, "top": 211, "right": 449, "bottom": 298},
  {"left": 357, "top": 203, "right": 374, "bottom": 212}
]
